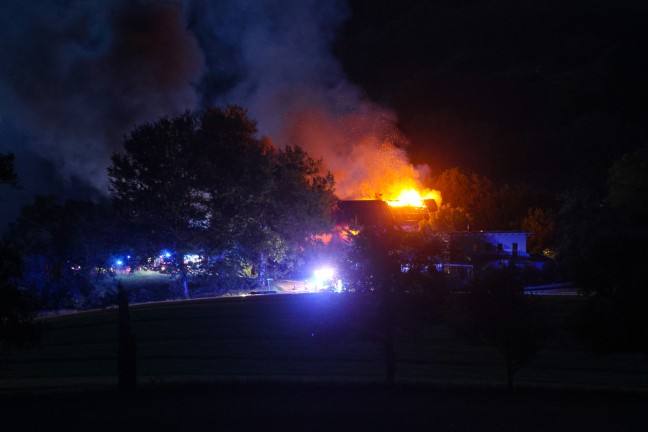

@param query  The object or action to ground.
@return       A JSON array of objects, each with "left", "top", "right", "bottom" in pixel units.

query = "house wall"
[{"left": 452, "top": 231, "right": 530, "bottom": 258}]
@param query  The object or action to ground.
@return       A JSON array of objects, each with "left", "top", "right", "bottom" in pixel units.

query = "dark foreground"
[{"left": 1, "top": 383, "right": 646, "bottom": 432}]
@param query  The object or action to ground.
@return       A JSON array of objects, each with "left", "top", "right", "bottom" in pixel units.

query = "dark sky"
[
  {"left": 1, "top": 0, "right": 646, "bottom": 229},
  {"left": 337, "top": 0, "right": 648, "bottom": 190}
]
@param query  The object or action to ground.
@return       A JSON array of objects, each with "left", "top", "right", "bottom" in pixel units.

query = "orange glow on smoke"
[{"left": 312, "top": 233, "right": 333, "bottom": 245}]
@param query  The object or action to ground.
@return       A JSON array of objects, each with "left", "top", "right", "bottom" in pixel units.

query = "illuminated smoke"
[
  {"left": 196, "top": 0, "right": 434, "bottom": 200},
  {"left": 281, "top": 106, "right": 433, "bottom": 199},
  {"left": 1, "top": 0, "right": 433, "bottom": 202}
]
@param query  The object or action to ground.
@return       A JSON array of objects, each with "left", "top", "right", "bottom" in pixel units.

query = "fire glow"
[{"left": 384, "top": 188, "right": 441, "bottom": 208}]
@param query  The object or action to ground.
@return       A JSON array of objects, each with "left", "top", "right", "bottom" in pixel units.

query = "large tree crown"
[{"left": 107, "top": 105, "right": 336, "bottom": 277}]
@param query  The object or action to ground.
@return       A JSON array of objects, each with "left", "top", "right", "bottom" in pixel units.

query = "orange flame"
[
  {"left": 385, "top": 188, "right": 441, "bottom": 208},
  {"left": 312, "top": 233, "right": 333, "bottom": 245},
  {"left": 282, "top": 107, "right": 443, "bottom": 209}
]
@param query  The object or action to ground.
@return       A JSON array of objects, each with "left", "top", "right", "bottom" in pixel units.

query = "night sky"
[{"left": 1, "top": 0, "right": 646, "bottom": 229}]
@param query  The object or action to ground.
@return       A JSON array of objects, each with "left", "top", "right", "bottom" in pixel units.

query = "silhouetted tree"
[
  {"left": 1, "top": 159, "right": 39, "bottom": 358},
  {"left": 0, "top": 152, "right": 18, "bottom": 188},
  {"left": 6, "top": 197, "right": 127, "bottom": 309},
  {"left": 557, "top": 147, "right": 648, "bottom": 298},
  {"left": 561, "top": 148, "right": 648, "bottom": 358},
  {"left": 433, "top": 167, "right": 495, "bottom": 230},
  {"left": 465, "top": 266, "right": 546, "bottom": 389},
  {"left": 0, "top": 245, "right": 40, "bottom": 360},
  {"left": 554, "top": 188, "right": 604, "bottom": 285},
  {"left": 433, "top": 168, "right": 552, "bottom": 232},
  {"left": 326, "top": 227, "right": 445, "bottom": 385},
  {"left": 607, "top": 147, "right": 648, "bottom": 224},
  {"left": 260, "top": 145, "right": 337, "bottom": 277},
  {"left": 109, "top": 106, "right": 335, "bottom": 294},
  {"left": 522, "top": 207, "right": 556, "bottom": 254},
  {"left": 491, "top": 183, "right": 554, "bottom": 231},
  {"left": 428, "top": 204, "right": 470, "bottom": 231},
  {"left": 109, "top": 111, "right": 205, "bottom": 297}
]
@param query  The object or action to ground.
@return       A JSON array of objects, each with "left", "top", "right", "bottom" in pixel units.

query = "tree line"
[
  {"left": 331, "top": 145, "right": 648, "bottom": 386},
  {"left": 3, "top": 106, "right": 337, "bottom": 309},
  {"left": 1, "top": 105, "right": 560, "bottom": 311},
  {"left": 2, "top": 106, "right": 647, "bottom": 387}
]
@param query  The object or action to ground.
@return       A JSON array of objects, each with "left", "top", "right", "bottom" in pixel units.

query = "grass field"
[
  {"left": 2, "top": 293, "right": 647, "bottom": 394},
  {"left": 2, "top": 293, "right": 648, "bottom": 431}
]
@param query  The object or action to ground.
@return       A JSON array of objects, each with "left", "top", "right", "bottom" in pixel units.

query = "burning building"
[
  {"left": 335, "top": 196, "right": 438, "bottom": 231},
  {"left": 333, "top": 185, "right": 441, "bottom": 230},
  {"left": 329, "top": 189, "right": 543, "bottom": 288}
]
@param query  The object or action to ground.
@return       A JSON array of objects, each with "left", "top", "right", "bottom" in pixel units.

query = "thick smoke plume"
[
  {"left": 1, "top": 0, "right": 433, "bottom": 229},
  {"left": 0, "top": 1, "right": 204, "bottom": 192},
  {"left": 195, "top": 0, "right": 433, "bottom": 199}
]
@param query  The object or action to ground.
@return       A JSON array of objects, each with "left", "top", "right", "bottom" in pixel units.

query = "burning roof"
[
  {"left": 336, "top": 200, "right": 394, "bottom": 227},
  {"left": 335, "top": 198, "right": 437, "bottom": 229}
]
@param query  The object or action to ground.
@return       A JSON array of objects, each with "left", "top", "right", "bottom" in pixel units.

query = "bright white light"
[
  {"left": 184, "top": 254, "right": 201, "bottom": 263},
  {"left": 334, "top": 279, "right": 343, "bottom": 293},
  {"left": 314, "top": 267, "right": 334, "bottom": 280},
  {"left": 164, "top": 252, "right": 171, "bottom": 258},
  {"left": 116, "top": 259, "right": 124, "bottom": 266},
  {"left": 314, "top": 267, "right": 335, "bottom": 289}
]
